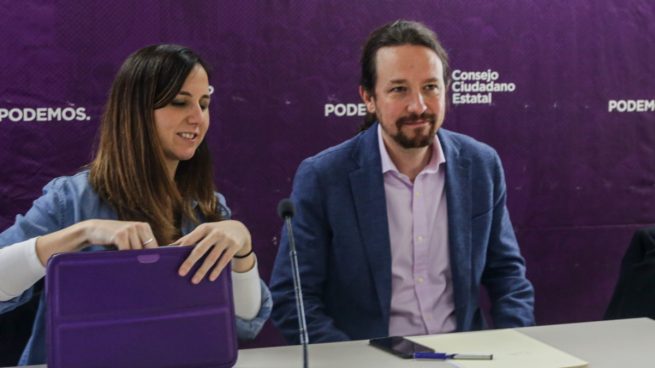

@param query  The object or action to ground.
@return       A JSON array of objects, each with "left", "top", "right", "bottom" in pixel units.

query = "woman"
[{"left": 0, "top": 44, "right": 271, "bottom": 365}]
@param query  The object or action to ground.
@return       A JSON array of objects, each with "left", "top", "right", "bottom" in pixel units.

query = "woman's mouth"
[{"left": 177, "top": 132, "right": 198, "bottom": 140}]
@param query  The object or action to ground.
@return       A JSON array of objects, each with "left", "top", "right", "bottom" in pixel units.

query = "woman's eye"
[{"left": 170, "top": 100, "right": 186, "bottom": 107}]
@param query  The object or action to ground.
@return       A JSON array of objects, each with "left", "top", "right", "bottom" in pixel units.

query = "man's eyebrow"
[{"left": 387, "top": 78, "right": 441, "bottom": 85}]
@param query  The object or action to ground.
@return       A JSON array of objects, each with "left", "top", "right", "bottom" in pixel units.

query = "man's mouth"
[
  {"left": 398, "top": 115, "right": 435, "bottom": 127},
  {"left": 403, "top": 119, "right": 429, "bottom": 126}
]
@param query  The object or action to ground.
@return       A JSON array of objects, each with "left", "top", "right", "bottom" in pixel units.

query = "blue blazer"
[{"left": 270, "top": 125, "right": 534, "bottom": 343}]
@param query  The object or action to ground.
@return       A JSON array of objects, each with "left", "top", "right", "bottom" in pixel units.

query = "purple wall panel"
[{"left": 1, "top": 0, "right": 654, "bottom": 348}]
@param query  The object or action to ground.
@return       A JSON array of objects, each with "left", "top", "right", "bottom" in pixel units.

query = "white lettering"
[
  {"left": 609, "top": 99, "right": 655, "bottom": 113},
  {"left": 324, "top": 104, "right": 335, "bottom": 117},
  {"left": 358, "top": 103, "right": 367, "bottom": 116},
  {"left": 62, "top": 107, "right": 76, "bottom": 120},
  {"left": 9, "top": 109, "right": 22, "bottom": 121},
  {"left": 23, "top": 108, "right": 35, "bottom": 121},
  {"left": 324, "top": 103, "right": 367, "bottom": 117},
  {"left": 37, "top": 108, "right": 47, "bottom": 121},
  {"left": 451, "top": 69, "right": 499, "bottom": 83},
  {"left": 452, "top": 93, "right": 492, "bottom": 104},
  {"left": 48, "top": 108, "right": 61, "bottom": 120},
  {"left": 0, "top": 106, "right": 92, "bottom": 122},
  {"left": 76, "top": 107, "right": 87, "bottom": 121},
  {"left": 450, "top": 69, "right": 515, "bottom": 105}
]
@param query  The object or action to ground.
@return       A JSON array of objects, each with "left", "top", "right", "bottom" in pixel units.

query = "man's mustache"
[{"left": 396, "top": 113, "right": 437, "bottom": 126}]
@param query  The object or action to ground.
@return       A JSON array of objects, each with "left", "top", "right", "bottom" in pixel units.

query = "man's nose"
[{"left": 407, "top": 92, "right": 427, "bottom": 115}]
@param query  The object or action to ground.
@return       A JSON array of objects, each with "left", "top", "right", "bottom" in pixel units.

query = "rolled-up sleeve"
[
  {"left": 235, "top": 279, "right": 272, "bottom": 340},
  {"left": 0, "top": 178, "right": 65, "bottom": 313},
  {"left": 0, "top": 238, "right": 45, "bottom": 302}
]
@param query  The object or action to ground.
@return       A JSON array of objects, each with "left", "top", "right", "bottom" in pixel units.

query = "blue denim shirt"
[{"left": 0, "top": 171, "right": 272, "bottom": 365}]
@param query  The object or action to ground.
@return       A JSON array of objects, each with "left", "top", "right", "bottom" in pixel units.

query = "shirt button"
[
  {"left": 415, "top": 192, "right": 421, "bottom": 197},
  {"left": 425, "top": 316, "right": 432, "bottom": 321},
  {"left": 417, "top": 236, "right": 423, "bottom": 242},
  {"left": 417, "top": 277, "right": 424, "bottom": 284}
]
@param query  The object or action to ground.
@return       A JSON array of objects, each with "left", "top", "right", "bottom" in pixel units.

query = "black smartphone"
[{"left": 369, "top": 336, "right": 435, "bottom": 359}]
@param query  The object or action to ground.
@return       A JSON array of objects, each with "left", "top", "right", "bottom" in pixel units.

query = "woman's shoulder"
[
  {"left": 43, "top": 170, "right": 92, "bottom": 193},
  {"left": 41, "top": 170, "right": 112, "bottom": 218}
]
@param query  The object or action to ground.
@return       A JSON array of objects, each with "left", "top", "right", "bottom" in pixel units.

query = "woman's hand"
[
  {"left": 82, "top": 219, "right": 159, "bottom": 250},
  {"left": 35, "top": 219, "right": 159, "bottom": 266},
  {"left": 174, "top": 220, "right": 254, "bottom": 284}
]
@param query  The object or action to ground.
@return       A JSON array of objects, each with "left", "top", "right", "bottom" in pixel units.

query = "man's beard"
[{"left": 385, "top": 112, "right": 438, "bottom": 149}]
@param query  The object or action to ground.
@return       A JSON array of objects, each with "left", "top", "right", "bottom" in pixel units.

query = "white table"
[
  {"left": 234, "top": 318, "right": 655, "bottom": 368},
  {"left": 18, "top": 318, "right": 655, "bottom": 368}
]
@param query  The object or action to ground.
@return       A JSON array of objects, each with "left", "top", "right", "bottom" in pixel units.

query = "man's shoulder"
[
  {"left": 439, "top": 128, "right": 499, "bottom": 162},
  {"left": 300, "top": 132, "right": 365, "bottom": 171}
]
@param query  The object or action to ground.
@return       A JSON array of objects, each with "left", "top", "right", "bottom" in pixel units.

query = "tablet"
[{"left": 46, "top": 246, "right": 237, "bottom": 368}]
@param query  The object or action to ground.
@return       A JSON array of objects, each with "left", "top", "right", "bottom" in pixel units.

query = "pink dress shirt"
[{"left": 378, "top": 126, "right": 457, "bottom": 337}]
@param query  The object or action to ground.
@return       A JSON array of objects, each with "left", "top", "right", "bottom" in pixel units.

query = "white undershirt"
[{"left": 0, "top": 238, "right": 262, "bottom": 319}]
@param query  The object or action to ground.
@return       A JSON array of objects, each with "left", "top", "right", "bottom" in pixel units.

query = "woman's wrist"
[
  {"left": 35, "top": 221, "right": 89, "bottom": 266},
  {"left": 235, "top": 245, "right": 254, "bottom": 258},
  {"left": 232, "top": 252, "right": 256, "bottom": 273}
]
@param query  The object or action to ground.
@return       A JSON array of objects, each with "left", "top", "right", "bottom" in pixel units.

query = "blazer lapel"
[
  {"left": 440, "top": 130, "right": 472, "bottom": 330},
  {"left": 349, "top": 126, "right": 392, "bottom": 321}
]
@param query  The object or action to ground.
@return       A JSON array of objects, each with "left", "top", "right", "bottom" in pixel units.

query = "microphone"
[
  {"left": 277, "top": 198, "right": 295, "bottom": 219},
  {"left": 277, "top": 198, "right": 309, "bottom": 368}
]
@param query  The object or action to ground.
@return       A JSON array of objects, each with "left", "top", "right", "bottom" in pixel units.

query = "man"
[{"left": 270, "top": 20, "right": 534, "bottom": 343}]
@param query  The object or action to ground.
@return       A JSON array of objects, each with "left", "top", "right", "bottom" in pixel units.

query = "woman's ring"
[{"left": 142, "top": 238, "right": 154, "bottom": 246}]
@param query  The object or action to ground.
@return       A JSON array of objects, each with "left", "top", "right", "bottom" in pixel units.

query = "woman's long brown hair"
[{"left": 89, "top": 44, "right": 221, "bottom": 244}]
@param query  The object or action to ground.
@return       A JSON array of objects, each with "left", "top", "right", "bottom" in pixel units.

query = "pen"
[{"left": 414, "top": 352, "right": 493, "bottom": 360}]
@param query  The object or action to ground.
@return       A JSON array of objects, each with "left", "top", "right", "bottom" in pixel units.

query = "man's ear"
[{"left": 359, "top": 86, "right": 376, "bottom": 114}]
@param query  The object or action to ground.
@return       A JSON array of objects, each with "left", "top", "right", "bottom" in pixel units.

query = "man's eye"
[
  {"left": 425, "top": 84, "right": 439, "bottom": 91},
  {"left": 390, "top": 86, "right": 406, "bottom": 93}
]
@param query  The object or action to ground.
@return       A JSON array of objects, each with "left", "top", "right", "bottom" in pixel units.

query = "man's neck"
[{"left": 382, "top": 136, "right": 432, "bottom": 182}]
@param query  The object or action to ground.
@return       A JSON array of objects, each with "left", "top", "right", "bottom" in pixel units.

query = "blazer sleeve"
[
  {"left": 481, "top": 153, "right": 535, "bottom": 328},
  {"left": 270, "top": 159, "right": 350, "bottom": 343}
]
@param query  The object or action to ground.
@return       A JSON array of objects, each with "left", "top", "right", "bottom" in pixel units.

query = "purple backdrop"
[{"left": 1, "top": 0, "right": 654, "bottom": 348}]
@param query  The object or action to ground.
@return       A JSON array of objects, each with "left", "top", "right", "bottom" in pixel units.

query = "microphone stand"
[{"left": 284, "top": 215, "right": 309, "bottom": 368}]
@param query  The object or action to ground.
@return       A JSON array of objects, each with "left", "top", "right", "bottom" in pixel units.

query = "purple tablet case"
[{"left": 46, "top": 246, "right": 237, "bottom": 368}]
